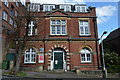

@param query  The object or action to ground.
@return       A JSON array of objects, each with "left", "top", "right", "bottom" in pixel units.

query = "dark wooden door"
[{"left": 54, "top": 52, "right": 63, "bottom": 69}]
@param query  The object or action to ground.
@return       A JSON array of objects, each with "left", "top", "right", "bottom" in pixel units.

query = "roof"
[{"left": 104, "top": 28, "right": 120, "bottom": 42}]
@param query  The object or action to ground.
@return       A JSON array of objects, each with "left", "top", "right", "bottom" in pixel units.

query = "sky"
[{"left": 21, "top": 0, "right": 119, "bottom": 39}]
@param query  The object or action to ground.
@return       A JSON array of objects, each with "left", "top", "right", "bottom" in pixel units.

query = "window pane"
[
  {"left": 50, "top": 6, "right": 53, "bottom": 11},
  {"left": 3, "top": 11, "right": 7, "bottom": 21},
  {"left": 31, "top": 54, "right": 35, "bottom": 62},
  {"left": 85, "top": 27, "right": 89, "bottom": 34},
  {"left": 81, "top": 7, "right": 85, "bottom": 12},
  {"left": 28, "top": 54, "right": 30, "bottom": 62},
  {"left": 80, "top": 27, "right": 84, "bottom": 34},
  {"left": 51, "top": 20, "right": 55, "bottom": 25},
  {"left": 84, "top": 21, "right": 88, "bottom": 25},
  {"left": 62, "top": 25, "right": 66, "bottom": 34},
  {"left": 45, "top": 6, "right": 48, "bottom": 11},
  {"left": 56, "top": 26, "right": 60, "bottom": 34},
  {"left": 66, "top": 6, "right": 69, "bottom": 11},
  {"left": 56, "top": 20, "right": 60, "bottom": 25},
  {"left": 30, "top": 48, "right": 35, "bottom": 52},
  {"left": 81, "top": 54, "right": 85, "bottom": 61},
  {"left": 9, "top": 17, "right": 13, "bottom": 25},
  {"left": 87, "top": 54, "right": 91, "bottom": 61},
  {"left": 51, "top": 26, "right": 55, "bottom": 34},
  {"left": 25, "top": 54, "right": 28, "bottom": 62},
  {"left": 61, "top": 20, "right": 66, "bottom": 25},
  {"left": 80, "top": 21, "right": 83, "bottom": 25},
  {"left": 77, "top": 7, "right": 80, "bottom": 12}
]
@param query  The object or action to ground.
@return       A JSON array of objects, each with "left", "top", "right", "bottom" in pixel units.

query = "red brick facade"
[
  {"left": 1, "top": 2, "right": 23, "bottom": 65},
  {"left": 18, "top": 4, "right": 100, "bottom": 71}
]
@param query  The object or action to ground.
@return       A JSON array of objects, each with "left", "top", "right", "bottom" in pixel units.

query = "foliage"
[
  {"left": 104, "top": 51, "right": 120, "bottom": 73},
  {"left": 9, "top": 40, "right": 15, "bottom": 48},
  {"left": 3, "top": 71, "right": 27, "bottom": 76},
  {"left": 16, "top": 72, "right": 27, "bottom": 76}
]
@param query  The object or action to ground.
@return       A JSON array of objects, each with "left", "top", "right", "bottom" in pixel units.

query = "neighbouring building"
[
  {"left": 18, "top": 3, "right": 101, "bottom": 72},
  {"left": 1, "top": 1, "right": 24, "bottom": 69},
  {"left": 103, "top": 28, "right": 120, "bottom": 56}
]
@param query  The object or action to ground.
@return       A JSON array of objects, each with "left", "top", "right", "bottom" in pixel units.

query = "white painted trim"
[{"left": 51, "top": 50, "right": 66, "bottom": 70}]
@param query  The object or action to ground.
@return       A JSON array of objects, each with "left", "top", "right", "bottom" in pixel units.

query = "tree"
[
  {"left": 14, "top": 4, "right": 33, "bottom": 73},
  {"left": 104, "top": 50, "right": 120, "bottom": 73},
  {"left": 14, "top": 3, "right": 44, "bottom": 73}
]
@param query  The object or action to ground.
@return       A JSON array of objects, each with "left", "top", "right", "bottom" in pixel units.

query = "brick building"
[
  {"left": 1, "top": 1, "right": 24, "bottom": 69},
  {"left": 1, "top": 1, "right": 101, "bottom": 72},
  {"left": 18, "top": 3, "right": 100, "bottom": 72}
]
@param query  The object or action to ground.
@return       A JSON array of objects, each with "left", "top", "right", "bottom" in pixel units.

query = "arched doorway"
[{"left": 51, "top": 48, "right": 66, "bottom": 70}]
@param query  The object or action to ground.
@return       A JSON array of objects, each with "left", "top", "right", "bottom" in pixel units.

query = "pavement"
[{"left": 2, "top": 70, "right": 103, "bottom": 78}]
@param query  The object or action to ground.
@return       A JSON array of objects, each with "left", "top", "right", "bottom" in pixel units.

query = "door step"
[{"left": 53, "top": 69, "right": 65, "bottom": 73}]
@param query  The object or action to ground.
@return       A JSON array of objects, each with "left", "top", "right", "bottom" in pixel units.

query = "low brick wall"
[
  {"left": 107, "top": 73, "right": 120, "bottom": 78},
  {"left": 20, "top": 66, "right": 43, "bottom": 72},
  {"left": 76, "top": 70, "right": 103, "bottom": 78}
]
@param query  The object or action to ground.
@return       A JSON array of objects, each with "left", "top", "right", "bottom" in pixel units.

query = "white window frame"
[
  {"left": 28, "top": 21, "right": 37, "bottom": 36},
  {"left": 43, "top": 5, "right": 55, "bottom": 11},
  {"left": 79, "top": 20, "right": 90, "bottom": 36},
  {"left": 50, "top": 20, "right": 67, "bottom": 35},
  {"left": 9, "top": 17, "right": 13, "bottom": 25},
  {"left": 60, "top": 5, "right": 71, "bottom": 12},
  {"left": 80, "top": 48, "right": 92, "bottom": 63},
  {"left": 4, "top": 0, "right": 9, "bottom": 7},
  {"left": 75, "top": 5, "right": 87, "bottom": 12},
  {"left": 3, "top": 11, "right": 8, "bottom": 21},
  {"left": 24, "top": 48, "right": 36, "bottom": 64}
]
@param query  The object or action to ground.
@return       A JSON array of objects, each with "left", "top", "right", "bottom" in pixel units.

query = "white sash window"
[
  {"left": 79, "top": 20, "right": 90, "bottom": 36},
  {"left": 50, "top": 20, "right": 67, "bottom": 35}
]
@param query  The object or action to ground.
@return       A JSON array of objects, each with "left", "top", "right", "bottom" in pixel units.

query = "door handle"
[{"left": 55, "top": 60, "right": 58, "bottom": 64}]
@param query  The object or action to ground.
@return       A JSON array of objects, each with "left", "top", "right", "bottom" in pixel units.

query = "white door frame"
[{"left": 50, "top": 50, "right": 66, "bottom": 70}]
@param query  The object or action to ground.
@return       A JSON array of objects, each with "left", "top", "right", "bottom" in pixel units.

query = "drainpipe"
[
  {"left": 68, "top": 36, "right": 71, "bottom": 71},
  {"left": 92, "top": 18, "right": 100, "bottom": 69},
  {"left": 43, "top": 17, "right": 46, "bottom": 70}
]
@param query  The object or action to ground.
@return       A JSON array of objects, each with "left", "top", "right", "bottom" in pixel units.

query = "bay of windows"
[
  {"left": 24, "top": 48, "right": 36, "bottom": 63},
  {"left": 50, "top": 20, "right": 66, "bottom": 35},
  {"left": 79, "top": 20, "right": 90, "bottom": 36},
  {"left": 80, "top": 47, "right": 92, "bottom": 63}
]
